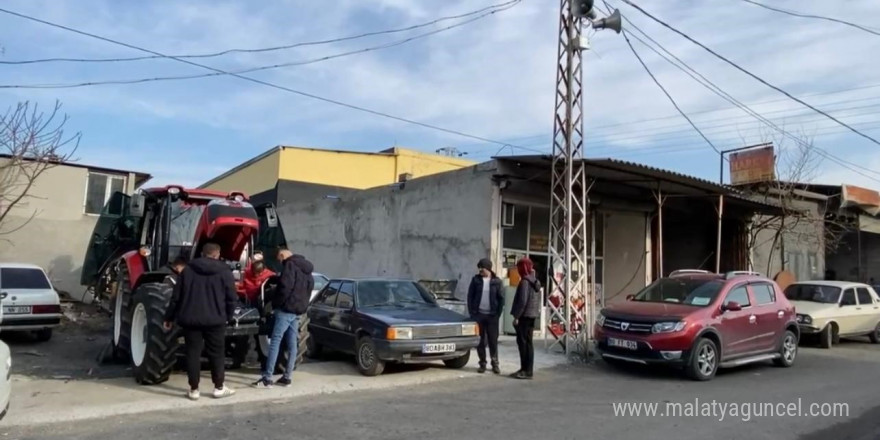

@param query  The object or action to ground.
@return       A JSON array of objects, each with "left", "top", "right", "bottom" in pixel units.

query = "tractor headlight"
[
  {"left": 461, "top": 323, "right": 478, "bottom": 336},
  {"left": 796, "top": 314, "right": 812, "bottom": 325},
  {"left": 652, "top": 321, "right": 687, "bottom": 334},
  {"left": 386, "top": 327, "right": 413, "bottom": 340}
]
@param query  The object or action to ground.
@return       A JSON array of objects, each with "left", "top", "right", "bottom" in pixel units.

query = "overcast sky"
[{"left": 1, "top": 0, "right": 880, "bottom": 189}]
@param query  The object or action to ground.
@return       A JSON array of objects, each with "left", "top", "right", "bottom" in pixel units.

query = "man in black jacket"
[
  {"left": 467, "top": 258, "right": 504, "bottom": 374},
  {"left": 253, "top": 249, "right": 314, "bottom": 389},
  {"left": 163, "top": 243, "right": 239, "bottom": 401}
]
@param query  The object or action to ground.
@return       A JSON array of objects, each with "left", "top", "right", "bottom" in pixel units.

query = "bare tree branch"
[{"left": 0, "top": 100, "right": 80, "bottom": 237}]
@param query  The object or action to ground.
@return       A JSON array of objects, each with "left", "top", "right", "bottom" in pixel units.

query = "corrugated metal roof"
[{"left": 494, "top": 154, "right": 784, "bottom": 212}]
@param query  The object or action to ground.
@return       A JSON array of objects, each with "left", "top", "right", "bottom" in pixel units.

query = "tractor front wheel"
[{"left": 130, "top": 282, "right": 180, "bottom": 385}]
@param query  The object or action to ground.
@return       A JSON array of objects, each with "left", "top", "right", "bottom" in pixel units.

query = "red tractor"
[{"left": 81, "top": 185, "right": 306, "bottom": 384}]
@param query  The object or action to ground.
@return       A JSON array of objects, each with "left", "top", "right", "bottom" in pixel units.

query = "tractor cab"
[{"left": 81, "top": 185, "right": 288, "bottom": 292}]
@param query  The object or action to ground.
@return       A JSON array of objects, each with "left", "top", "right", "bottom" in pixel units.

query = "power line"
[
  {"left": 0, "top": 0, "right": 520, "bottom": 65},
  {"left": 738, "top": 0, "right": 880, "bottom": 37},
  {"left": 618, "top": 0, "right": 880, "bottom": 148},
  {"left": 0, "top": 5, "right": 543, "bottom": 152},
  {"left": 619, "top": 29, "right": 721, "bottom": 155},
  {"left": 599, "top": 1, "right": 880, "bottom": 183},
  {"left": 0, "top": 2, "right": 519, "bottom": 89}
]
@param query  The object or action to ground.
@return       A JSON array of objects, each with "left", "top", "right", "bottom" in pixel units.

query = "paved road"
[{"left": 5, "top": 341, "right": 879, "bottom": 440}]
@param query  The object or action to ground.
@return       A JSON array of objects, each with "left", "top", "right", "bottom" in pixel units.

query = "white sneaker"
[
  {"left": 213, "top": 386, "right": 236, "bottom": 399},
  {"left": 187, "top": 389, "right": 200, "bottom": 401}
]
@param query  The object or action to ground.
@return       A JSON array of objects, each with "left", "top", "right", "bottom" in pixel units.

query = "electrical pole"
[{"left": 548, "top": 0, "right": 620, "bottom": 357}]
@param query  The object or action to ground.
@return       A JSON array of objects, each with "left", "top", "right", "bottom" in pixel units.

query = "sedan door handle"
[
  {"left": 749, "top": 315, "right": 757, "bottom": 324},
  {"left": 777, "top": 310, "right": 785, "bottom": 319},
  {"left": 0, "top": 292, "right": 7, "bottom": 300}
]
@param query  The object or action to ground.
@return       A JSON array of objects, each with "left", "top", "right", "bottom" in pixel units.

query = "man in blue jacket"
[{"left": 467, "top": 258, "right": 504, "bottom": 374}]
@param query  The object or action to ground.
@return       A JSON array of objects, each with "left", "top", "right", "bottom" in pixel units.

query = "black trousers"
[
  {"left": 515, "top": 317, "right": 536, "bottom": 375},
  {"left": 183, "top": 326, "right": 226, "bottom": 390},
  {"left": 475, "top": 314, "right": 500, "bottom": 364}
]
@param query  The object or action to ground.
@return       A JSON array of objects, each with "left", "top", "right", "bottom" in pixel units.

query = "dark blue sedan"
[{"left": 306, "top": 278, "right": 480, "bottom": 376}]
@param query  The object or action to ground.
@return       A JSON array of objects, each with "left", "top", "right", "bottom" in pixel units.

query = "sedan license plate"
[
  {"left": 4, "top": 306, "right": 32, "bottom": 315},
  {"left": 608, "top": 337, "right": 638, "bottom": 350},
  {"left": 422, "top": 343, "right": 456, "bottom": 354}
]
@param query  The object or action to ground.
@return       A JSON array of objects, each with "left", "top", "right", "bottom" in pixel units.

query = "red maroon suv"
[{"left": 594, "top": 270, "right": 799, "bottom": 381}]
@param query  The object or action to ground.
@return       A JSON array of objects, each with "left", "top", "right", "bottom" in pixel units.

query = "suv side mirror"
[{"left": 723, "top": 301, "right": 742, "bottom": 312}]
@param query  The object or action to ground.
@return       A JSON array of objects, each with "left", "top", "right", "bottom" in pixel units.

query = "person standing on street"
[
  {"left": 163, "top": 242, "right": 239, "bottom": 401},
  {"left": 510, "top": 257, "right": 542, "bottom": 380},
  {"left": 253, "top": 249, "right": 314, "bottom": 389},
  {"left": 467, "top": 258, "right": 504, "bottom": 374}
]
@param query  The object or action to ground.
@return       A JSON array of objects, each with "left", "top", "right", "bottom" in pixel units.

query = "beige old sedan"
[{"left": 784, "top": 281, "right": 880, "bottom": 348}]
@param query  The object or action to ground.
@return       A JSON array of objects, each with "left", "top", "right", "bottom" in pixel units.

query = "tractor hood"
[{"left": 195, "top": 199, "right": 259, "bottom": 261}]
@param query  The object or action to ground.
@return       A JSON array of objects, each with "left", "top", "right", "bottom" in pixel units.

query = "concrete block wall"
[{"left": 276, "top": 165, "right": 498, "bottom": 298}]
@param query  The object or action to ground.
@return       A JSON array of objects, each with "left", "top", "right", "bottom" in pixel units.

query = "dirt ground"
[{"left": 1, "top": 303, "right": 130, "bottom": 380}]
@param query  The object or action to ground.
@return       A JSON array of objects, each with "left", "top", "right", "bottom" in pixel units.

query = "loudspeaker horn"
[{"left": 594, "top": 9, "right": 622, "bottom": 34}]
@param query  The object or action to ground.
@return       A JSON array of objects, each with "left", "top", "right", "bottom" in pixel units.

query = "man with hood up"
[
  {"left": 163, "top": 242, "right": 239, "bottom": 400},
  {"left": 253, "top": 248, "right": 314, "bottom": 388},
  {"left": 510, "top": 257, "right": 542, "bottom": 380},
  {"left": 467, "top": 258, "right": 504, "bottom": 374}
]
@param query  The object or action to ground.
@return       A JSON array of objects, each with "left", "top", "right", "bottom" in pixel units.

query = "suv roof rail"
[
  {"left": 670, "top": 269, "right": 712, "bottom": 277},
  {"left": 725, "top": 270, "right": 763, "bottom": 279}
]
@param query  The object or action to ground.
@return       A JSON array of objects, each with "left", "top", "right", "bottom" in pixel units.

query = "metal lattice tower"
[{"left": 547, "top": 0, "right": 591, "bottom": 357}]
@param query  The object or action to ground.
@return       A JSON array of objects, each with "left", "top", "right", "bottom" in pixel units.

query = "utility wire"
[
  {"left": 619, "top": 28, "right": 721, "bottom": 155},
  {"left": 739, "top": 0, "right": 880, "bottom": 37},
  {"left": 619, "top": 0, "right": 880, "bottom": 148},
  {"left": 0, "top": 2, "right": 518, "bottom": 89},
  {"left": 0, "top": 0, "right": 520, "bottom": 65},
  {"left": 0, "top": 5, "right": 544, "bottom": 152}
]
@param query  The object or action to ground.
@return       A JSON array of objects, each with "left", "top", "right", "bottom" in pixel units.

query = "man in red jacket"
[{"left": 241, "top": 260, "right": 275, "bottom": 304}]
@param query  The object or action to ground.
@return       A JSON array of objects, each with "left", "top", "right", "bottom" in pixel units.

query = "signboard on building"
[
  {"left": 842, "top": 184, "right": 880, "bottom": 216},
  {"left": 729, "top": 144, "right": 775, "bottom": 185}
]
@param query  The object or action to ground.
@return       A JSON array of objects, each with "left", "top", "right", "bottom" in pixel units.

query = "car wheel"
[
  {"left": 773, "top": 330, "right": 798, "bottom": 368},
  {"left": 356, "top": 337, "right": 385, "bottom": 377},
  {"left": 819, "top": 324, "right": 834, "bottom": 349},
  {"left": 34, "top": 328, "right": 52, "bottom": 342},
  {"left": 870, "top": 322, "right": 880, "bottom": 344},
  {"left": 686, "top": 338, "right": 718, "bottom": 381},
  {"left": 443, "top": 350, "right": 471, "bottom": 369}
]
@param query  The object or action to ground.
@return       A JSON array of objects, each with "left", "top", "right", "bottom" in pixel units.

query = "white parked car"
[
  {"left": 0, "top": 285, "right": 12, "bottom": 420},
  {"left": 784, "top": 281, "right": 880, "bottom": 348},
  {"left": 0, "top": 263, "right": 62, "bottom": 341}
]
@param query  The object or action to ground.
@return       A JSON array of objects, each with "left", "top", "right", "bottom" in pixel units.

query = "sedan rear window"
[
  {"left": 0, "top": 268, "right": 51, "bottom": 289},
  {"left": 633, "top": 278, "right": 724, "bottom": 307},
  {"left": 784, "top": 284, "right": 841, "bottom": 304}
]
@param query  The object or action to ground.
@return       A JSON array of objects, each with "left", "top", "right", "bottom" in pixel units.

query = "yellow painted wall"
[
  {"left": 202, "top": 149, "right": 281, "bottom": 196},
  {"left": 278, "top": 147, "right": 474, "bottom": 190}
]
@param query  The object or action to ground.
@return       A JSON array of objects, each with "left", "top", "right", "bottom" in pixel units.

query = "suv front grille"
[
  {"left": 412, "top": 325, "right": 462, "bottom": 339},
  {"left": 603, "top": 318, "right": 653, "bottom": 333}
]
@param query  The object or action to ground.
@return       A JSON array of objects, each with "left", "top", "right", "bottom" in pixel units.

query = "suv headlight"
[
  {"left": 652, "top": 321, "right": 687, "bottom": 334},
  {"left": 796, "top": 314, "right": 812, "bottom": 325},
  {"left": 596, "top": 313, "right": 606, "bottom": 327},
  {"left": 386, "top": 327, "right": 413, "bottom": 340},
  {"left": 461, "top": 323, "right": 478, "bottom": 336}
]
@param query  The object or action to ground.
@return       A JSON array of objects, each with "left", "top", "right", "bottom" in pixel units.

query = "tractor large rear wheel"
[
  {"left": 256, "top": 314, "right": 310, "bottom": 374},
  {"left": 130, "top": 282, "right": 180, "bottom": 385},
  {"left": 112, "top": 264, "right": 133, "bottom": 363}
]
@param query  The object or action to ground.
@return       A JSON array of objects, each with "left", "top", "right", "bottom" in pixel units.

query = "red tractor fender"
[{"left": 120, "top": 250, "right": 149, "bottom": 289}]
